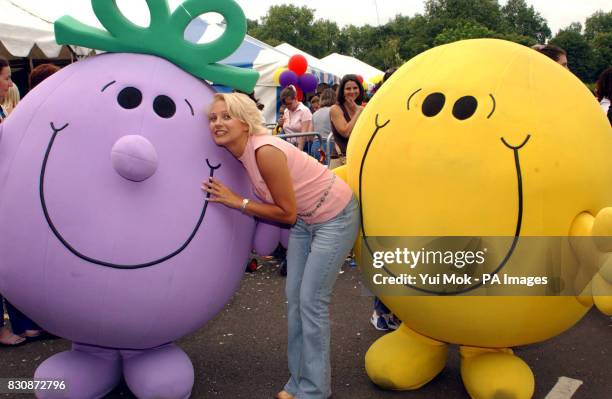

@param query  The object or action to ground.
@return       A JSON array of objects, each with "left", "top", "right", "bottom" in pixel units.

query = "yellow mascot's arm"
[
  {"left": 331, "top": 164, "right": 361, "bottom": 256},
  {"left": 571, "top": 209, "right": 612, "bottom": 315},
  {"left": 332, "top": 165, "right": 348, "bottom": 182},
  {"left": 590, "top": 208, "right": 612, "bottom": 315}
]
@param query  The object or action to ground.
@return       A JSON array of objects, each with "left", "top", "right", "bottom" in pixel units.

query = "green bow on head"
[{"left": 55, "top": 0, "right": 259, "bottom": 92}]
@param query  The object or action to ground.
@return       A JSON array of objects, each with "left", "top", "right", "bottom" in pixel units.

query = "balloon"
[
  {"left": 296, "top": 86, "right": 303, "bottom": 102},
  {"left": 288, "top": 54, "right": 308, "bottom": 75},
  {"left": 273, "top": 67, "right": 288, "bottom": 85},
  {"left": 279, "top": 70, "right": 298, "bottom": 88},
  {"left": 298, "top": 73, "right": 318, "bottom": 93},
  {"left": 369, "top": 74, "right": 384, "bottom": 85}
]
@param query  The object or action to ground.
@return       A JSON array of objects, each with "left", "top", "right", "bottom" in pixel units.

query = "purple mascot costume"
[{"left": 0, "top": 1, "right": 282, "bottom": 398}]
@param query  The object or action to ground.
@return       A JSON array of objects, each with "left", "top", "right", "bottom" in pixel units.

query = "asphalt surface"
[{"left": 1, "top": 260, "right": 611, "bottom": 399}]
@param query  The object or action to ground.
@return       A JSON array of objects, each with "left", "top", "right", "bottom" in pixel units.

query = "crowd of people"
[
  {"left": 0, "top": 57, "right": 60, "bottom": 347},
  {"left": 1, "top": 41, "right": 611, "bottom": 399}
]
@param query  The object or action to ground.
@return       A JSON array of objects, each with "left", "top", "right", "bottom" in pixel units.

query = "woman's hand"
[
  {"left": 201, "top": 177, "right": 243, "bottom": 209},
  {"left": 345, "top": 97, "right": 358, "bottom": 113}
]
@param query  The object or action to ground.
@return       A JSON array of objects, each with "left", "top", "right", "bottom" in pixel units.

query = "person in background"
[
  {"left": 277, "top": 86, "right": 313, "bottom": 152},
  {"left": 535, "top": 44, "right": 569, "bottom": 70},
  {"left": 29, "top": 63, "right": 60, "bottom": 90},
  {"left": 596, "top": 67, "right": 612, "bottom": 124},
  {"left": 1, "top": 85, "right": 20, "bottom": 115},
  {"left": 0, "top": 56, "right": 47, "bottom": 346},
  {"left": 316, "top": 82, "right": 329, "bottom": 97},
  {"left": 309, "top": 95, "right": 320, "bottom": 113},
  {"left": 273, "top": 104, "right": 287, "bottom": 135},
  {"left": 204, "top": 93, "right": 359, "bottom": 399},
  {"left": 329, "top": 74, "right": 365, "bottom": 168},
  {"left": 0, "top": 56, "right": 13, "bottom": 123},
  {"left": 311, "top": 88, "right": 337, "bottom": 163}
]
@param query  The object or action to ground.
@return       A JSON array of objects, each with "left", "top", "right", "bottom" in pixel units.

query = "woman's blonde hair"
[
  {"left": 208, "top": 93, "right": 268, "bottom": 136},
  {"left": 1, "top": 85, "right": 20, "bottom": 115}
]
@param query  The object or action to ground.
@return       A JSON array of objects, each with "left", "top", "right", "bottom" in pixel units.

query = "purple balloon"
[
  {"left": 298, "top": 73, "right": 318, "bottom": 93},
  {"left": 279, "top": 70, "right": 298, "bottom": 87}
]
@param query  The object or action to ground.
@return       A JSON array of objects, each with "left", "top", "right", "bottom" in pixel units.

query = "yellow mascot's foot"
[
  {"left": 365, "top": 324, "right": 448, "bottom": 390},
  {"left": 460, "top": 346, "right": 534, "bottom": 399},
  {"left": 592, "top": 273, "right": 612, "bottom": 315}
]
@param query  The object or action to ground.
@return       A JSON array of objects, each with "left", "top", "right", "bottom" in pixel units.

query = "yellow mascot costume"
[{"left": 339, "top": 39, "right": 612, "bottom": 399}]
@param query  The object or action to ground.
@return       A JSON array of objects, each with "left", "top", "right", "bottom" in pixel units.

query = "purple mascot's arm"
[{"left": 253, "top": 219, "right": 283, "bottom": 255}]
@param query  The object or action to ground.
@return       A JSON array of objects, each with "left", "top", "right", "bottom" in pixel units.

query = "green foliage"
[
  {"left": 591, "top": 32, "right": 612, "bottom": 77},
  {"left": 248, "top": 5, "right": 316, "bottom": 52},
  {"left": 584, "top": 11, "right": 612, "bottom": 41},
  {"left": 433, "top": 21, "right": 495, "bottom": 46},
  {"left": 425, "top": 0, "right": 504, "bottom": 32},
  {"left": 246, "top": 2, "right": 609, "bottom": 83},
  {"left": 501, "top": 0, "right": 551, "bottom": 43}
]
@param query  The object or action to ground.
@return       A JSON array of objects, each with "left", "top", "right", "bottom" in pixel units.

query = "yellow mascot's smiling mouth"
[{"left": 358, "top": 114, "right": 532, "bottom": 295}]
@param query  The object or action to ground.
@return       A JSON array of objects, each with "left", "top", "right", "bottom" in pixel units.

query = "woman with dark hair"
[
  {"left": 329, "top": 74, "right": 365, "bottom": 167},
  {"left": 596, "top": 67, "right": 612, "bottom": 124},
  {"left": 0, "top": 57, "right": 13, "bottom": 123},
  {"left": 536, "top": 44, "right": 568, "bottom": 69}
]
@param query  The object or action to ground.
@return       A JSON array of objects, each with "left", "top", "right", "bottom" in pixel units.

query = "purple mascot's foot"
[
  {"left": 34, "top": 343, "right": 122, "bottom": 399},
  {"left": 122, "top": 343, "right": 194, "bottom": 399}
]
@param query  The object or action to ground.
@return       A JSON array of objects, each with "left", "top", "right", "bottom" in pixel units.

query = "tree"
[
  {"left": 551, "top": 28, "right": 596, "bottom": 82},
  {"left": 591, "top": 32, "right": 612, "bottom": 77},
  {"left": 433, "top": 21, "right": 496, "bottom": 46},
  {"left": 310, "top": 20, "right": 340, "bottom": 58},
  {"left": 387, "top": 15, "right": 434, "bottom": 62},
  {"left": 565, "top": 22, "right": 583, "bottom": 34},
  {"left": 501, "top": 0, "right": 551, "bottom": 43},
  {"left": 247, "top": 5, "right": 317, "bottom": 52},
  {"left": 425, "top": 0, "right": 504, "bottom": 32},
  {"left": 584, "top": 11, "right": 612, "bottom": 41}
]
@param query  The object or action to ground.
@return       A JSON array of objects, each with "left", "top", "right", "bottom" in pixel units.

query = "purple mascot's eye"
[
  {"left": 118, "top": 87, "right": 142, "bottom": 109},
  {"left": 153, "top": 95, "right": 176, "bottom": 118}
]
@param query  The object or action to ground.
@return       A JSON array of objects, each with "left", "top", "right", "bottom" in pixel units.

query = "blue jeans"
[
  {"left": 374, "top": 297, "right": 391, "bottom": 315},
  {"left": 283, "top": 196, "right": 360, "bottom": 399}
]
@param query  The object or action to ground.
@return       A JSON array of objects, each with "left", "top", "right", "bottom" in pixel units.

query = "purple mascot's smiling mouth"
[{"left": 39, "top": 121, "right": 221, "bottom": 269}]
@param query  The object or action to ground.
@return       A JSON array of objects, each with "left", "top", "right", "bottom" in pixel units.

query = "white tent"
[
  {"left": 319, "top": 53, "right": 384, "bottom": 83},
  {"left": 0, "top": 0, "right": 90, "bottom": 60}
]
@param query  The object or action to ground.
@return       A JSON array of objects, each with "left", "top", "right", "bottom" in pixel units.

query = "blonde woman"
[
  {"left": 203, "top": 93, "right": 359, "bottom": 399},
  {"left": 1, "top": 85, "right": 20, "bottom": 116}
]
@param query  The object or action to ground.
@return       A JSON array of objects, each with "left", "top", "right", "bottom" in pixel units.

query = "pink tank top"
[{"left": 238, "top": 135, "right": 353, "bottom": 224}]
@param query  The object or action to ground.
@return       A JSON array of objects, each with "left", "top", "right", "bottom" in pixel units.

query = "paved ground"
[{"left": 1, "top": 260, "right": 611, "bottom": 399}]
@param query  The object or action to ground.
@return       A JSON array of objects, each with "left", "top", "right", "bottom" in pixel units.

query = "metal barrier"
[{"left": 275, "top": 132, "right": 335, "bottom": 169}]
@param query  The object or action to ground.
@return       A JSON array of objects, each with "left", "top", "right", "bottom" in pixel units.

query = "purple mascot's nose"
[{"left": 111, "top": 135, "right": 158, "bottom": 182}]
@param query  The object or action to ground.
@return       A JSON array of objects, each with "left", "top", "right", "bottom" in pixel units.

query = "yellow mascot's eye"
[
  {"left": 422, "top": 92, "right": 445, "bottom": 117},
  {"left": 452, "top": 96, "right": 478, "bottom": 120}
]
